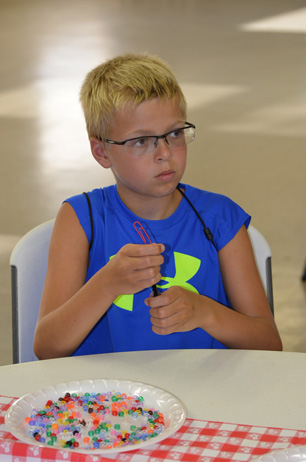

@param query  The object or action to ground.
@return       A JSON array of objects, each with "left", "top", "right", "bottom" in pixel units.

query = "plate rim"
[{"left": 5, "top": 378, "right": 187, "bottom": 454}]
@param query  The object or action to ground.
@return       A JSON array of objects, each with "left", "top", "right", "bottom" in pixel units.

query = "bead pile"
[{"left": 23, "top": 391, "right": 165, "bottom": 450}]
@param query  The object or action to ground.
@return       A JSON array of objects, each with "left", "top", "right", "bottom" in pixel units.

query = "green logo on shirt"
[{"left": 111, "top": 252, "right": 200, "bottom": 311}]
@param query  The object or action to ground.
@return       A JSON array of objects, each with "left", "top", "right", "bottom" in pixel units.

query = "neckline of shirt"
[{"left": 108, "top": 183, "right": 194, "bottom": 232}]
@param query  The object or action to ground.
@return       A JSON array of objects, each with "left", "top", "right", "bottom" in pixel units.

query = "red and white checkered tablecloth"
[{"left": 1, "top": 395, "right": 306, "bottom": 462}]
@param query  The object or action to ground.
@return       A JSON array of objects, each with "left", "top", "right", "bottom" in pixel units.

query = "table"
[
  {"left": 1, "top": 349, "right": 306, "bottom": 429},
  {"left": 1, "top": 349, "right": 306, "bottom": 462}
]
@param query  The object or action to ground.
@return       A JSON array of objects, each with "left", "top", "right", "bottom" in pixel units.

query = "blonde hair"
[{"left": 80, "top": 53, "right": 187, "bottom": 140}]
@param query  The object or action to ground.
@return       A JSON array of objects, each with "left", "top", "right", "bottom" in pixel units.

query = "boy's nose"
[{"left": 154, "top": 137, "right": 172, "bottom": 161}]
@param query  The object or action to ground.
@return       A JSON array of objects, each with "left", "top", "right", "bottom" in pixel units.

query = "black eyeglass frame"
[{"left": 104, "top": 122, "right": 196, "bottom": 146}]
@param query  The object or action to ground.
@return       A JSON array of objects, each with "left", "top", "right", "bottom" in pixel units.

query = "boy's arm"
[
  {"left": 146, "top": 225, "right": 282, "bottom": 351},
  {"left": 33, "top": 202, "right": 164, "bottom": 359}
]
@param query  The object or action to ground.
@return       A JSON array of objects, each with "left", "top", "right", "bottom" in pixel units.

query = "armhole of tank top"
[{"left": 83, "top": 192, "right": 94, "bottom": 251}]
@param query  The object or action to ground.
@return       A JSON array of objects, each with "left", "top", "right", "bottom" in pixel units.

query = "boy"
[{"left": 33, "top": 54, "right": 282, "bottom": 359}]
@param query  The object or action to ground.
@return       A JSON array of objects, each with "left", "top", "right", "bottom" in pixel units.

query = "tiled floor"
[{"left": 0, "top": 0, "right": 305, "bottom": 365}]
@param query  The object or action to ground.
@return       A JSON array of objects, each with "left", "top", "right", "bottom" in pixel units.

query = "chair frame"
[
  {"left": 248, "top": 226, "right": 274, "bottom": 315},
  {"left": 10, "top": 220, "right": 55, "bottom": 363}
]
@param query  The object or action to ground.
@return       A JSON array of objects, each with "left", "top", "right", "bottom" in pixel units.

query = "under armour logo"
[{"left": 112, "top": 252, "right": 201, "bottom": 311}]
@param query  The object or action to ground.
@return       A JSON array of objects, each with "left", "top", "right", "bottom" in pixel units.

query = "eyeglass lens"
[{"left": 125, "top": 126, "right": 195, "bottom": 155}]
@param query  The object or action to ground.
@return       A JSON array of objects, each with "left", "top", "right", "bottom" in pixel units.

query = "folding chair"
[
  {"left": 302, "top": 260, "right": 306, "bottom": 282},
  {"left": 10, "top": 220, "right": 55, "bottom": 363},
  {"left": 10, "top": 221, "right": 273, "bottom": 363},
  {"left": 248, "top": 225, "right": 274, "bottom": 315}
]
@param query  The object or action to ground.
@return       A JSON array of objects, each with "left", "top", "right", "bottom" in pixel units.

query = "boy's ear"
[{"left": 90, "top": 137, "right": 112, "bottom": 168}]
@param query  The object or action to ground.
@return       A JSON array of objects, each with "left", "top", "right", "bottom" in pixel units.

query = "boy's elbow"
[
  {"left": 33, "top": 341, "right": 67, "bottom": 360},
  {"left": 33, "top": 329, "right": 66, "bottom": 360},
  {"left": 274, "top": 337, "right": 283, "bottom": 351},
  {"left": 268, "top": 330, "right": 283, "bottom": 351},
  {"left": 33, "top": 334, "right": 48, "bottom": 360}
]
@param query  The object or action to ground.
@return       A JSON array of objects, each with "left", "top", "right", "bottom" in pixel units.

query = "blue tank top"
[{"left": 65, "top": 184, "right": 251, "bottom": 355}]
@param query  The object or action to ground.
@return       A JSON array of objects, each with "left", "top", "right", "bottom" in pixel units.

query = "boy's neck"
[{"left": 116, "top": 186, "right": 182, "bottom": 220}]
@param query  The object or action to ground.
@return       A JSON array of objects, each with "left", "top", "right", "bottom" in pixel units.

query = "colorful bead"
[{"left": 24, "top": 391, "right": 165, "bottom": 451}]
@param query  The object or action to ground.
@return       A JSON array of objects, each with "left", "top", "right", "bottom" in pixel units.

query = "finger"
[
  {"left": 134, "top": 271, "right": 162, "bottom": 289},
  {"left": 135, "top": 255, "right": 164, "bottom": 271},
  {"left": 150, "top": 314, "right": 180, "bottom": 335},
  {"left": 150, "top": 305, "right": 181, "bottom": 322},
  {"left": 152, "top": 325, "right": 177, "bottom": 335},
  {"left": 145, "top": 290, "right": 176, "bottom": 308},
  {"left": 123, "top": 243, "right": 165, "bottom": 257}
]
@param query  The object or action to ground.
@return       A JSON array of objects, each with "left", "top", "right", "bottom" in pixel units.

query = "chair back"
[
  {"left": 10, "top": 220, "right": 55, "bottom": 363},
  {"left": 10, "top": 221, "right": 273, "bottom": 363},
  {"left": 248, "top": 225, "right": 274, "bottom": 315}
]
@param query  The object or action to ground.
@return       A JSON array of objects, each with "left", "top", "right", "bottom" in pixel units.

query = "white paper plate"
[
  {"left": 252, "top": 445, "right": 306, "bottom": 462},
  {"left": 5, "top": 378, "right": 187, "bottom": 454}
]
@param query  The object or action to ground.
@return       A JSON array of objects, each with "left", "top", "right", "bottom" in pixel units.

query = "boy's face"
[{"left": 92, "top": 96, "right": 187, "bottom": 216}]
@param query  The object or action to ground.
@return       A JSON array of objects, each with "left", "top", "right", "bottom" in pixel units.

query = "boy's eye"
[
  {"left": 128, "top": 137, "right": 149, "bottom": 148},
  {"left": 169, "top": 128, "right": 184, "bottom": 139}
]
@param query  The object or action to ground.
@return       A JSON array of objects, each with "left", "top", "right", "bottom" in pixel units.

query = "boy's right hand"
[{"left": 105, "top": 243, "right": 165, "bottom": 298}]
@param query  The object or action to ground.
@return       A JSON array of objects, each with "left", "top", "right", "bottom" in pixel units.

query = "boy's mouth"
[{"left": 156, "top": 169, "right": 175, "bottom": 181}]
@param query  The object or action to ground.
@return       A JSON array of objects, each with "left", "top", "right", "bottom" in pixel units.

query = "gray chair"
[
  {"left": 10, "top": 220, "right": 54, "bottom": 363},
  {"left": 248, "top": 225, "right": 274, "bottom": 315},
  {"left": 302, "top": 261, "right": 306, "bottom": 281},
  {"left": 10, "top": 221, "right": 273, "bottom": 363}
]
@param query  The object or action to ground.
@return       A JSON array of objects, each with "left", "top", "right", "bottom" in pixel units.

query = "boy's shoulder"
[
  {"left": 182, "top": 183, "right": 250, "bottom": 251},
  {"left": 182, "top": 183, "right": 235, "bottom": 210},
  {"left": 64, "top": 186, "right": 119, "bottom": 221},
  {"left": 66, "top": 185, "right": 116, "bottom": 207}
]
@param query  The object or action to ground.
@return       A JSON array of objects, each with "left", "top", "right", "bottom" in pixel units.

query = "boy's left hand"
[{"left": 144, "top": 286, "right": 203, "bottom": 335}]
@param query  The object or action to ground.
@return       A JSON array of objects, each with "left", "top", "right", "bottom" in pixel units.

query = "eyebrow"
[{"left": 125, "top": 121, "right": 186, "bottom": 139}]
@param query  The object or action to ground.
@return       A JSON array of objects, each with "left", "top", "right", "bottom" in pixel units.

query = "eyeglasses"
[{"left": 105, "top": 122, "right": 196, "bottom": 156}]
